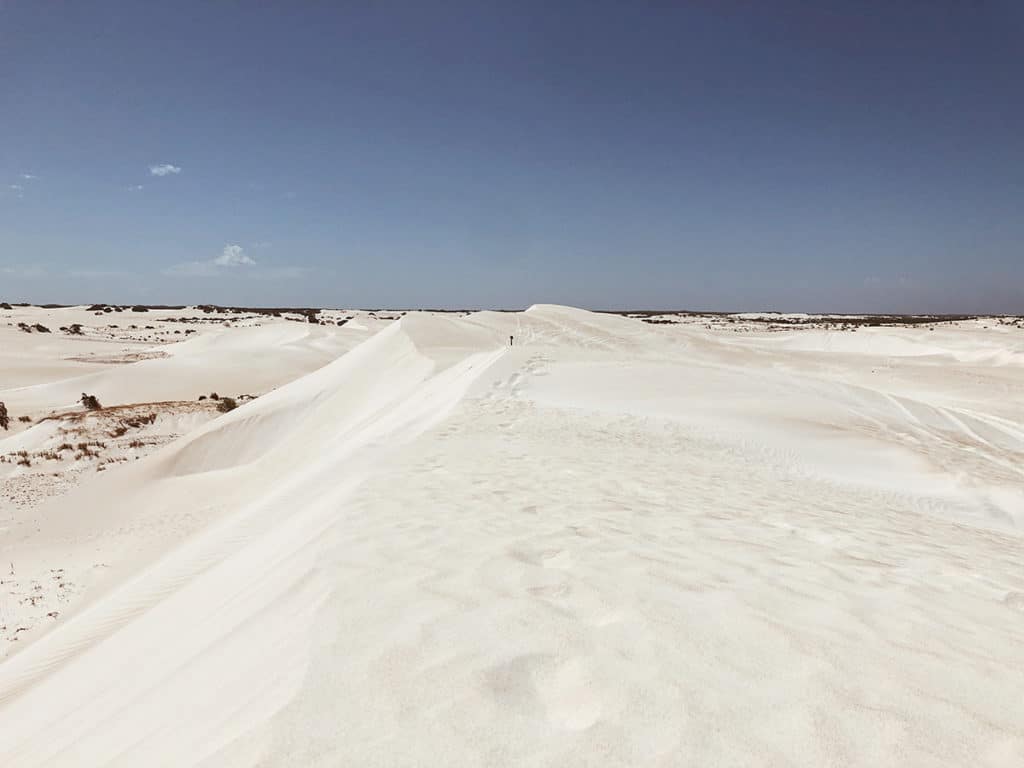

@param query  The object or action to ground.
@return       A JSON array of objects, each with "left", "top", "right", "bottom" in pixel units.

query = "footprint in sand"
[
  {"left": 482, "top": 654, "right": 603, "bottom": 731},
  {"left": 535, "top": 657, "right": 603, "bottom": 731},
  {"left": 540, "top": 549, "right": 573, "bottom": 569}
]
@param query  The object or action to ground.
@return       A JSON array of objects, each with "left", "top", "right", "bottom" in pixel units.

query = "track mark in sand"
[
  {"left": 523, "top": 355, "right": 551, "bottom": 377},
  {"left": 526, "top": 582, "right": 570, "bottom": 598},
  {"left": 483, "top": 548, "right": 573, "bottom": 600},
  {"left": 540, "top": 549, "right": 573, "bottom": 569},
  {"left": 1003, "top": 592, "right": 1024, "bottom": 612},
  {"left": 486, "top": 354, "right": 553, "bottom": 401},
  {"left": 481, "top": 654, "right": 603, "bottom": 731},
  {"left": 536, "top": 656, "right": 603, "bottom": 731},
  {"left": 482, "top": 654, "right": 547, "bottom": 715}
]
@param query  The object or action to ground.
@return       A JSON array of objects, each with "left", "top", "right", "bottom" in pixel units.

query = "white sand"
[{"left": 1, "top": 304, "right": 1023, "bottom": 766}]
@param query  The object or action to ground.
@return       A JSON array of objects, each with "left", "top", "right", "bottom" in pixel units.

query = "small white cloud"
[
  {"left": 149, "top": 163, "right": 182, "bottom": 177},
  {"left": 20, "top": 173, "right": 37, "bottom": 180},
  {"left": 214, "top": 244, "right": 256, "bottom": 267},
  {"left": 164, "top": 243, "right": 257, "bottom": 277},
  {"left": 128, "top": 184, "right": 144, "bottom": 191},
  {"left": 251, "top": 241, "right": 272, "bottom": 249},
  {"left": 8, "top": 184, "right": 24, "bottom": 198}
]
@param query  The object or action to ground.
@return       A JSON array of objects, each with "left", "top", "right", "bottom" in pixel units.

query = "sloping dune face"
[
  {"left": 1, "top": 307, "right": 1023, "bottom": 767},
  {"left": 2, "top": 317, "right": 362, "bottom": 414}
]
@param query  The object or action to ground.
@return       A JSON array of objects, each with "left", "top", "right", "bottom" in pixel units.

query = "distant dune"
[{"left": 1, "top": 303, "right": 1023, "bottom": 766}]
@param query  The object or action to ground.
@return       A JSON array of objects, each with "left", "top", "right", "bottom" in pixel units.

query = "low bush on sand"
[
  {"left": 81, "top": 393, "right": 102, "bottom": 410},
  {"left": 0, "top": 402, "right": 8, "bottom": 431},
  {"left": 109, "top": 413, "right": 156, "bottom": 437},
  {"left": 123, "top": 413, "right": 156, "bottom": 428},
  {"left": 217, "top": 397, "right": 238, "bottom": 413}
]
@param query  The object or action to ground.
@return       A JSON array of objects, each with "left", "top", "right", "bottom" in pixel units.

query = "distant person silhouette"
[{"left": 509, "top": 335, "right": 513, "bottom": 346}]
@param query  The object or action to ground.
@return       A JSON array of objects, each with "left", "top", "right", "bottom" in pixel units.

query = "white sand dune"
[
  {"left": 0, "top": 306, "right": 380, "bottom": 416},
  {"left": 1, "top": 305, "right": 1023, "bottom": 766}
]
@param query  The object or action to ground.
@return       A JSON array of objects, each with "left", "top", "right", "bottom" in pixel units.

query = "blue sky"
[{"left": 1, "top": 1, "right": 1022, "bottom": 311}]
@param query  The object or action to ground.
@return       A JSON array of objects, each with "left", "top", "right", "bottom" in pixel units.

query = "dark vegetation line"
[{"left": 2, "top": 302, "right": 1020, "bottom": 325}]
